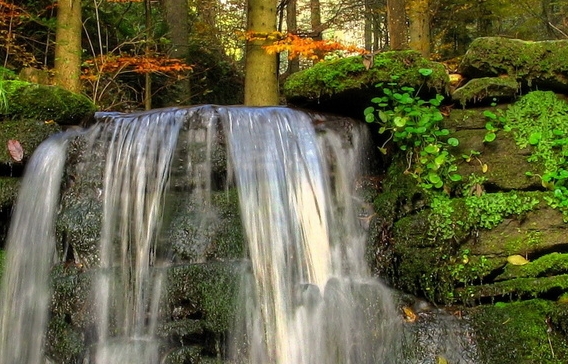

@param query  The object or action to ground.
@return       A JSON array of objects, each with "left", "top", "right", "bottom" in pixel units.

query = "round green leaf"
[
  {"left": 419, "top": 68, "right": 433, "bottom": 76},
  {"left": 448, "top": 137, "right": 459, "bottom": 146},
  {"left": 484, "top": 133, "right": 496, "bottom": 142}
]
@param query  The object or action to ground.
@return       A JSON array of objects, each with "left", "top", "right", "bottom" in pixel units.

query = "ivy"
[{"left": 364, "top": 71, "right": 461, "bottom": 190}]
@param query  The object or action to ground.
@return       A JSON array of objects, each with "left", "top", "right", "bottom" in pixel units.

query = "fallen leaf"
[
  {"left": 7, "top": 140, "right": 23, "bottom": 162},
  {"left": 507, "top": 254, "right": 529, "bottom": 266},
  {"left": 436, "top": 355, "right": 449, "bottom": 364},
  {"left": 402, "top": 306, "right": 417, "bottom": 323}
]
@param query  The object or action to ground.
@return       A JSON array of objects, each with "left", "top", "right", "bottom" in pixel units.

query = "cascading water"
[
  {"left": 0, "top": 105, "right": 478, "bottom": 364},
  {"left": 0, "top": 136, "right": 69, "bottom": 364},
  {"left": 222, "top": 107, "right": 402, "bottom": 363}
]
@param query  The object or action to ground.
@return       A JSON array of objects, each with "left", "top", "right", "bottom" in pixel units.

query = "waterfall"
[
  {"left": 82, "top": 109, "right": 184, "bottom": 363},
  {"left": 223, "top": 107, "right": 402, "bottom": 363},
  {"left": 0, "top": 135, "right": 69, "bottom": 364},
  {"left": 0, "top": 105, "right": 478, "bottom": 363}
]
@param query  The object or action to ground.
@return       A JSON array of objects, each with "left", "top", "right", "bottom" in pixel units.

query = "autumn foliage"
[
  {"left": 244, "top": 31, "right": 365, "bottom": 61},
  {"left": 81, "top": 54, "right": 192, "bottom": 80}
]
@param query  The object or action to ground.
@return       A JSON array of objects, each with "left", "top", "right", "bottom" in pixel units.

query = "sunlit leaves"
[{"left": 243, "top": 31, "right": 365, "bottom": 61}]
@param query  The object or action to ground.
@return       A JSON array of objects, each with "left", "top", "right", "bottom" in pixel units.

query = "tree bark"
[
  {"left": 54, "top": 0, "right": 82, "bottom": 93},
  {"left": 386, "top": 0, "right": 407, "bottom": 50},
  {"left": 244, "top": 0, "right": 279, "bottom": 106},
  {"left": 286, "top": 0, "right": 300, "bottom": 74},
  {"left": 408, "top": 0, "right": 430, "bottom": 57},
  {"left": 163, "top": 0, "right": 189, "bottom": 58}
]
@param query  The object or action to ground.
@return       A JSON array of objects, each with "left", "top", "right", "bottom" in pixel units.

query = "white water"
[
  {"left": 0, "top": 135, "right": 69, "bottom": 364},
  {"left": 85, "top": 110, "right": 183, "bottom": 363},
  {"left": 0, "top": 106, "right": 477, "bottom": 364},
  {"left": 223, "top": 107, "right": 403, "bottom": 363}
]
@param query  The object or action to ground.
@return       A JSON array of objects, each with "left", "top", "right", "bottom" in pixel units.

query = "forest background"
[{"left": 2, "top": 0, "right": 568, "bottom": 110}]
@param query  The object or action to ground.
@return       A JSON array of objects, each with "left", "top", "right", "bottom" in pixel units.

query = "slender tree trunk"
[
  {"left": 286, "top": 0, "right": 300, "bottom": 74},
  {"left": 364, "top": 0, "right": 373, "bottom": 51},
  {"left": 386, "top": 0, "right": 407, "bottom": 50},
  {"left": 408, "top": 0, "right": 430, "bottom": 57},
  {"left": 244, "top": 0, "right": 279, "bottom": 106},
  {"left": 163, "top": 0, "right": 189, "bottom": 58},
  {"left": 144, "top": 0, "right": 152, "bottom": 110},
  {"left": 54, "top": 0, "right": 82, "bottom": 93}
]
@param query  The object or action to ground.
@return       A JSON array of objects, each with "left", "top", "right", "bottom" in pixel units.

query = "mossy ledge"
[
  {"left": 1, "top": 80, "right": 96, "bottom": 125},
  {"left": 458, "top": 37, "right": 568, "bottom": 93},
  {"left": 283, "top": 50, "right": 448, "bottom": 117}
]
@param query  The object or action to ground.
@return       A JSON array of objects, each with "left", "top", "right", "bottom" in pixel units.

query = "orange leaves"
[
  {"left": 243, "top": 31, "right": 365, "bottom": 61},
  {"left": 81, "top": 54, "right": 192, "bottom": 79}
]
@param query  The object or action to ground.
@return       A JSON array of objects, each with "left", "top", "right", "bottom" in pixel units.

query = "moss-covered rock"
[
  {"left": 0, "top": 177, "right": 19, "bottom": 207},
  {"left": 0, "top": 118, "right": 61, "bottom": 166},
  {"left": 458, "top": 37, "right": 568, "bottom": 93},
  {"left": 283, "top": 50, "right": 448, "bottom": 117},
  {"left": 1, "top": 80, "right": 96, "bottom": 125},
  {"left": 471, "top": 300, "right": 568, "bottom": 363},
  {"left": 451, "top": 76, "right": 520, "bottom": 105}
]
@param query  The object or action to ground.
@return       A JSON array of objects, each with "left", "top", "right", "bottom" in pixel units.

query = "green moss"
[
  {"left": 470, "top": 274, "right": 568, "bottom": 300},
  {"left": 0, "top": 118, "right": 61, "bottom": 164},
  {"left": 0, "top": 177, "right": 19, "bottom": 207},
  {"left": 283, "top": 50, "right": 448, "bottom": 101},
  {"left": 1, "top": 80, "right": 96, "bottom": 125},
  {"left": 452, "top": 76, "right": 520, "bottom": 106},
  {"left": 389, "top": 191, "right": 541, "bottom": 303},
  {"left": 498, "top": 252, "right": 568, "bottom": 281},
  {"left": 459, "top": 37, "right": 568, "bottom": 90},
  {"left": 471, "top": 299, "right": 568, "bottom": 363},
  {"left": 167, "top": 262, "right": 241, "bottom": 334}
]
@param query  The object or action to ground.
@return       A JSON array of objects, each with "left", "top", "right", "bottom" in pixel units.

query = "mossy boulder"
[
  {"left": 458, "top": 37, "right": 568, "bottom": 93},
  {"left": 470, "top": 300, "right": 568, "bottom": 364},
  {"left": 452, "top": 76, "right": 520, "bottom": 105},
  {"left": 283, "top": 50, "right": 449, "bottom": 117},
  {"left": 1, "top": 81, "right": 96, "bottom": 125}
]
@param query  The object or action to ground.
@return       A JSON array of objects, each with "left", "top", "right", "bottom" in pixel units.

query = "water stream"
[{"left": 0, "top": 106, "right": 477, "bottom": 363}]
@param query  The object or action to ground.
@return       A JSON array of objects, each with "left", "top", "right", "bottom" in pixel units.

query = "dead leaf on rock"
[
  {"left": 7, "top": 139, "right": 23, "bottom": 162},
  {"left": 402, "top": 306, "right": 417, "bottom": 323},
  {"left": 507, "top": 254, "right": 529, "bottom": 266}
]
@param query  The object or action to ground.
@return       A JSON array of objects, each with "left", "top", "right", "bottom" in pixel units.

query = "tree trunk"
[
  {"left": 286, "top": 0, "right": 300, "bottom": 74},
  {"left": 54, "top": 0, "right": 82, "bottom": 93},
  {"left": 163, "top": 0, "right": 189, "bottom": 58},
  {"left": 244, "top": 0, "right": 279, "bottom": 106},
  {"left": 144, "top": 0, "right": 152, "bottom": 110},
  {"left": 364, "top": 0, "right": 373, "bottom": 51},
  {"left": 408, "top": 0, "right": 430, "bottom": 57},
  {"left": 386, "top": 0, "right": 407, "bottom": 50}
]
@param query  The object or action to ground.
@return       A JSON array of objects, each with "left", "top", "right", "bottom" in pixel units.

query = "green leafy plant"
[
  {"left": 503, "top": 91, "right": 568, "bottom": 219},
  {"left": 364, "top": 71, "right": 461, "bottom": 190}
]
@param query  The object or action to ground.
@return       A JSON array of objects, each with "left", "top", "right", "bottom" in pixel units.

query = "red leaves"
[
  {"left": 7, "top": 140, "right": 23, "bottom": 162},
  {"left": 81, "top": 55, "right": 192, "bottom": 79}
]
